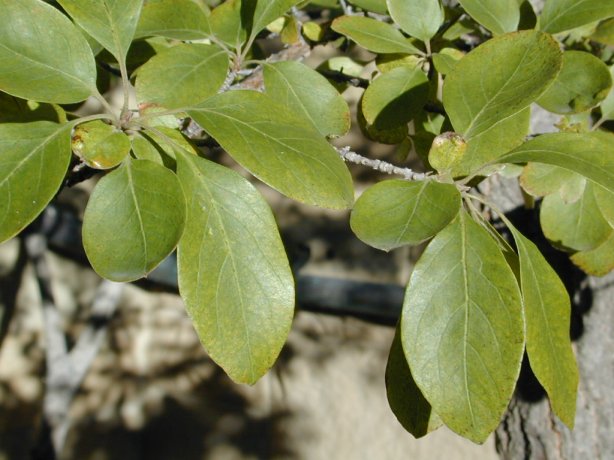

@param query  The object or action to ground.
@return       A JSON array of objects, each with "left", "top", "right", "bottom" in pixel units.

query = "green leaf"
[
  {"left": 386, "top": 326, "right": 443, "bottom": 437},
  {"left": 176, "top": 153, "right": 294, "bottom": 384},
  {"left": 350, "top": 180, "right": 461, "bottom": 251},
  {"left": 83, "top": 159, "right": 186, "bottom": 282},
  {"left": 591, "top": 17, "right": 614, "bottom": 45},
  {"left": 135, "top": 0, "right": 211, "bottom": 40},
  {"left": 131, "top": 127, "right": 197, "bottom": 166},
  {"left": 136, "top": 43, "right": 228, "bottom": 110},
  {"left": 520, "top": 163, "right": 586, "bottom": 203},
  {"left": 599, "top": 65, "right": 614, "bottom": 121},
  {"left": 210, "top": 0, "right": 246, "bottom": 47},
  {"left": 431, "top": 48, "right": 464, "bottom": 75},
  {"left": 58, "top": 0, "right": 143, "bottom": 63},
  {"left": 539, "top": 0, "right": 614, "bottom": 34},
  {"left": 0, "top": 94, "right": 65, "bottom": 124},
  {"left": 188, "top": 90, "right": 354, "bottom": 209},
  {"left": 499, "top": 131, "right": 614, "bottom": 194},
  {"left": 538, "top": 51, "right": 612, "bottom": 114},
  {"left": 401, "top": 211, "right": 524, "bottom": 443},
  {"left": 387, "top": 0, "right": 444, "bottom": 42},
  {"left": 509, "top": 226, "right": 578, "bottom": 428},
  {"left": 571, "top": 232, "right": 614, "bottom": 276},
  {"left": 443, "top": 30, "right": 561, "bottom": 140},
  {"left": 0, "top": 0, "right": 96, "bottom": 103},
  {"left": 72, "top": 120, "right": 130, "bottom": 170},
  {"left": 362, "top": 65, "right": 429, "bottom": 128},
  {"left": 349, "top": 0, "right": 388, "bottom": 14},
  {"left": 248, "top": 0, "right": 302, "bottom": 43},
  {"left": 0, "top": 122, "right": 72, "bottom": 243},
  {"left": 263, "top": 61, "right": 350, "bottom": 137},
  {"left": 331, "top": 16, "right": 424, "bottom": 55},
  {"left": 457, "top": 0, "right": 520, "bottom": 34},
  {"left": 540, "top": 183, "right": 612, "bottom": 252},
  {"left": 594, "top": 184, "right": 614, "bottom": 227}
]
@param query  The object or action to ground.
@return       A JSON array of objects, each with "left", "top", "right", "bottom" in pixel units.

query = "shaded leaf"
[
  {"left": 349, "top": 0, "right": 388, "bottom": 14},
  {"left": 136, "top": 43, "right": 228, "bottom": 110},
  {"left": 499, "top": 131, "right": 614, "bottom": 194},
  {"left": 0, "top": 0, "right": 96, "bottom": 103},
  {"left": 362, "top": 65, "right": 429, "bottom": 129},
  {"left": 540, "top": 183, "right": 612, "bottom": 252},
  {"left": 263, "top": 61, "right": 350, "bottom": 137},
  {"left": 458, "top": 0, "right": 520, "bottom": 34},
  {"left": 135, "top": 0, "right": 211, "bottom": 40},
  {"left": 387, "top": 0, "right": 444, "bottom": 42},
  {"left": 599, "top": 65, "right": 614, "bottom": 121},
  {"left": 331, "top": 16, "right": 424, "bottom": 55},
  {"left": 0, "top": 122, "right": 72, "bottom": 243},
  {"left": 386, "top": 326, "right": 443, "bottom": 437},
  {"left": 539, "top": 0, "right": 614, "bottom": 34},
  {"left": 210, "top": 0, "right": 246, "bottom": 47},
  {"left": 248, "top": 0, "right": 302, "bottom": 43},
  {"left": 401, "top": 211, "right": 524, "bottom": 443},
  {"left": 0, "top": 94, "right": 65, "bottom": 123},
  {"left": 351, "top": 180, "right": 461, "bottom": 251},
  {"left": 188, "top": 90, "right": 354, "bottom": 209},
  {"left": 538, "top": 51, "right": 612, "bottom": 114},
  {"left": 58, "top": 0, "right": 143, "bottom": 62},
  {"left": 72, "top": 120, "right": 130, "bottom": 170},
  {"left": 131, "top": 127, "right": 197, "bottom": 166},
  {"left": 83, "top": 159, "right": 186, "bottom": 281},
  {"left": 357, "top": 95, "right": 409, "bottom": 144},
  {"left": 177, "top": 152, "right": 294, "bottom": 384},
  {"left": 520, "top": 163, "right": 586, "bottom": 203},
  {"left": 571, "top": 232, "right": 614, "bottom": 276},
  {"left": 509, "top": 226, "right": 578, "bottom": 428},
  {"left": 443, "top": 30, "right": 561, "bottom": 140}
]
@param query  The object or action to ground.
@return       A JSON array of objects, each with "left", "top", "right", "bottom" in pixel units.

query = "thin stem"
[
  {"left": 127, "top": 108, "right": 187, "bottom": 129},
  {"left": 74, "top": 113, "right": 118, "bottom": 125},
  {"left": 592, "top": 116, "right": 607, "bottom": 131},
  {"left": 118, "top": 56, "right": 132, "bottom": 120},
  {"left": 336, "top": 146, "right": 429, "bottom": 181},
  {"left": 425, "top": 39, "right": 432, "bottom": 56},
  {"left": 92, "top": 89, "right": 119, "bottom": 124}
]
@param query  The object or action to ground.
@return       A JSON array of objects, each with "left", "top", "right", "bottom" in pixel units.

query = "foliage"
[{"left": 2, "top": 0, "right": 614, "bottom": 444}]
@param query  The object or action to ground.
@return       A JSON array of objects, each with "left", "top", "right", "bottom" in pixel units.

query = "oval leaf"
[
  {"left": 571, "top": 232, "right": 614, "bottom": 276},
  {"left": 443, "top": 30, "right": 561, "bottom": 140},
  {"left": 520, "top": 163, "right": 586, "bottom": 203},
  {"left": 499, "top": 131, "right": 614, "bottom": 194},
  {"left": 83, "top": 159, "right": 186, "bottom": 281},
  {"left": 386, "top": 326, "right": 443, "bottom": 437},
  {"left": 362, "top": 65, "right": 429, "bottom": 129},
  {"left": 0, "top": 0, "right": 96, "bottom": 103},
  {"left": 538, "top": 51, "right": 612, "bottom": 114},
  {"left": 210, "top": 0, "right": 246, "bottom": 47},
  {"left": 350, "top": 180, "right": 461, "bottom": 251},
  {"left": 458, "top": 0, "right": 520, "bottom": 35},
  {"left": 248, "top": 0, "right": 302, "bottom": 43},
  {"left": 136, "top": 43, "right": 229, "bottom": 110},
  {"left": 176, "top": 153, "right": 294, "bottom": 384},
  {"left": 58, "top": 0, "right": 143, "bottom": 62},
  {"left": 539, "top": 0, "right": 614, "bottom": 34},
  {"left": 188, "top": 90, "right": 354, "bottom": 209},
  {"left": 72, "top": 120, "right": 130, "bottom": 169},
  {"left": 263, "top": 61, "right": 350, "bottom": 137},
  {"left": 0, "top": 122, "right": 72, "bottom": 243},
  {"left": 387, "top": 0, "right": 444, "bottom": 42},
  {"left": 331, "top": 16, "right": 424, "bottom": 55},
  {"left": 509, "top": 226, "right": 578, "bottom": 428},
  {"left": 135, "top": 0, "right": 211, "bottom": 40},
  {"left": 401, "top": 211, "right": 524, "bottom": 443}
]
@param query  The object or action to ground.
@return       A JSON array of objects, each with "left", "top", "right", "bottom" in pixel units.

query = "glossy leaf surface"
[
  {"left": 539, "top": 0, "right": 614, "bottom": 34},
  {"left": 510, "top": 226, "right": 578, "bottom": 428},
  {"left": 83, "top": 159, "right": 186, "bottom": 282},
  {"left": 136, "top": 43, "right": 228, "bottom": 110},
  {"left": 443, "top": 31, "right": 561, "bottom": 140},
  {"left": 0, "top": 0, "right": 96, "bottom": 103},
  {"left": 0, "top": 122, "right": 72, "bottom": 243},
  {"left": 538, "top": 51, "right": 612, "bottom": 114},
  {"left": 387, "top": 0, "right": 444, "bottom": 42},
  {"left": 135, "top": 0, "right": 211, "bottom": 40},
  {"left": 362, "top": 65, "right": 429, "bottom": 128},
  {"left": 58, "top": 0, "right": 143, "bottom": 62},
  {"left": 331, "top": 16, "right": 423, "bottom": 55},
  {"left": 263, "top": 61, "right": 350, "bottom": 137},
  {"left": 458, "top": 0, "right": 520, "bottom": 34},
  {"left": 188, "top": 90, "right": 354, "bottom": 209},
  {"left": 177, "top": 153, "right": 294, "bottom": 384},
  {"left": 386, "top": 327, "right": 443, "bottom": 437},
  {"left": 500, "top": 132, "right": 614, "bottom": 194},
  {"left": 350, "top": 180, "right": 461, "bottom": 251},
  {"left": 72, "top": 120, "right": 130, "bottom": 170},
  {"left": 402, "top": 211, "right": 524, "bottom": 443}
]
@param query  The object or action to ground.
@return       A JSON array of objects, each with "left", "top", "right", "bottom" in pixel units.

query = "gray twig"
[{"left": 336, "top": 146, "right": 429, "bottom": 181}]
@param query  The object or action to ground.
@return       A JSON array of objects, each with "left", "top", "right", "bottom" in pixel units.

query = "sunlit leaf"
[
  {"left": 350, "top": 0, "right": 388, "bottom": 14},
  {"left": 539, "top": 0, "right": 614, "bottom": 34},
  {"left": 387, "top": 0, "right": 444, "bottom": 42},
  {"left": 72, "top": 120, "right": 130, "bottom": 170},
  {"left": 571, "top": 232, "right": 614, "bottom": 276},
  {"left": 210, "top": 0, "right": 246, "bottom": 47},
  {"left": 135, "top": 0, "right": 211, "bottom": 40},
  {"left": 83, "top": 159, "right": 186, "bottom": 282},
  {"left": 248, "top": 0, "right": 302, "bottom": 43},
  {"left": 188, "top": 90, "right": 354, "bottom": 209},
  {"left": 177, "top": 152, "right": 294, "bottom": 384},
  {"left": 136, "top": 43, "right": 228, "bottom": 110},
  {"left": 0, "top": 0, "right": 96, "bottom": 103},
  {"left": 350, "top": 180, "right": 461, "bottom": 251},
  {"left": 458, "top": 0, "right": 520, "bottom": 34},
  {"left": 402, "top": 211, "right": 524, "bottom": 443},
  {"left": 520, "top": 163, "right": 586, "bottom": 203},
  {"left": 0, "top": 122, "right": 72, "bottom": 243}
]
